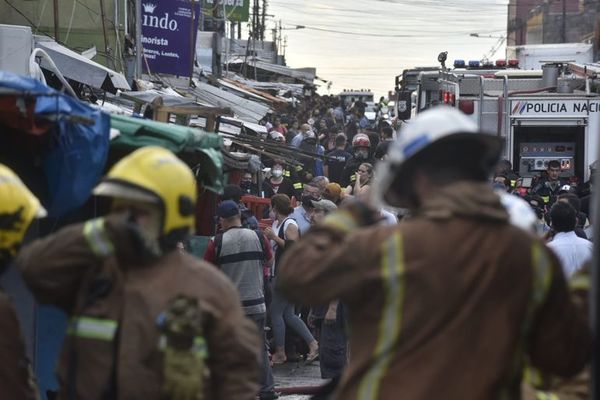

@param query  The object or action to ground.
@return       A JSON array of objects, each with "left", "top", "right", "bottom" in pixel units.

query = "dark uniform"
[{"left": 531, "top": 177, "right": 569, "bottom": 206}]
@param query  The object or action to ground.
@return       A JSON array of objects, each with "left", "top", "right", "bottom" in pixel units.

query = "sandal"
[{"left": 306, "top": 347, "right": 319, "bottom": 363}]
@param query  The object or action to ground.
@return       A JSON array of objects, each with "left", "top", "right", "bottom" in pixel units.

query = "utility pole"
[
  {"left": 260, "top": 0, "right": 268, "bottom": 41},
  {"left": 53, "top": 0, "right": 59, "bottom": 41},
  {"left": 213, "top": 0, "right": 223, "bottom": 77},
  {"left": 99, "top": 0, "right": 112, "bottom": 69},
  {"left": 251, "top": 0, "right": 256, "bottom": 40}
]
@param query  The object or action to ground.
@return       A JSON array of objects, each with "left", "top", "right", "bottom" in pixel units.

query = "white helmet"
[
  {"left": 497, "top": 191, "right": 537, "bottom": 233},
  {"left": 373, "top": 107, "right": 502, "bottom": 207}
]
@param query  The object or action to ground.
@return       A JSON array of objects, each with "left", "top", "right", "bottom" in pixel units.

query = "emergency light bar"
[
  {"left": 468, "top": 60, "right": 480, "bottom": 68},
  {"left": 453, "top": 60, "right": 466, "bottom": 68},
  {"left": 496, "top": 59, "right": 507, "bottom": 67}
]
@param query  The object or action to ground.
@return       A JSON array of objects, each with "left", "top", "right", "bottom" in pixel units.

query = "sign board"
[
  {"left": 141, "top": 0, "right": 201, "bottom": 77},
  {"left": 510, "top": 99, "right": 600, "bottom": 117},
  {"left": 203, "top": 0, "right": 250, "bottom": 22}
]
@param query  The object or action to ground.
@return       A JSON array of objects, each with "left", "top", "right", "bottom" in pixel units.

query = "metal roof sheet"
[{"left": 181, "top": 79, "right": 270, "bottom": 123}]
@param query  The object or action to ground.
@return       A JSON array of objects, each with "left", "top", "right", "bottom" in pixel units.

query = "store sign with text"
[
  {"left": 141, "top": 0, "right": 201, "bottom": 77},
  {"left": 203, "top": 0, "right": 250, "bottom": 22}
]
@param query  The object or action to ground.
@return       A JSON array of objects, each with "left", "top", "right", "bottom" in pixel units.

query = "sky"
[{"left": 266, "top": 0, "right": 509, "bottom": 97}]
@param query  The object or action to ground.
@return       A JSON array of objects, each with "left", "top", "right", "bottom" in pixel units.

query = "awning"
[
  {"left": 34, "top": 36, "right": 131, "bottom": 93},
  {"left": 109, "top": 114, "right": 223, "bottom": 192}
]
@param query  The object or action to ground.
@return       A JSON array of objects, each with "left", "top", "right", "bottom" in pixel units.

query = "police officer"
[{"left": 16, "top": 147, "right": 261, "bottom": 400}]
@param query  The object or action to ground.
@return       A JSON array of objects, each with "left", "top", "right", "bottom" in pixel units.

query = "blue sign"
[{"left": 141, "top": 0, "right": 201, "bottom": 77}]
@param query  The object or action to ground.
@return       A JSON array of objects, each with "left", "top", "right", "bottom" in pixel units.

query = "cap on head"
[
  {"left": 374, "top": 106, "right": 503, "bottom": 207},
  {"left": 0, "top": 164, "right": 46, "bottom": 259},
  {"left": 311, "top": 199, "right": 338, "bottom": 213},
  {"left": 93, "top": 146, "right": 197, "bottom": 241},
  {"left": 216, "top": 200, "right": 240, "bottom": 219},
  {"left": 352, "top": 133, "right": 371, "bottom": 149}
]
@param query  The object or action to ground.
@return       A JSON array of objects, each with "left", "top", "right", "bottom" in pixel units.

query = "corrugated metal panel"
[
  {"left": 182, "top": 80, "right": 270, "bottom": 123},
  {"left": 253, "top": 60, "right": 315, "bottom": 83},
  {"left": 226, "top": 73, "right": 305, "bottom": 96}
]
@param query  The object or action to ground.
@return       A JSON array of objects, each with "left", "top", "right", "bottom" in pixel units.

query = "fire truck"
[{"left": 406, "top": 60, "right": 600, "bottom": 183}]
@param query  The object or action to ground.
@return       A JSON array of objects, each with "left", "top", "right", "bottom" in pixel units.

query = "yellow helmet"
[
  {"left": 93, "top": 146, "right": 197, "bottom": 244},
  {"left": 0, "top": 164, "right": 46, "bottom": 260}
]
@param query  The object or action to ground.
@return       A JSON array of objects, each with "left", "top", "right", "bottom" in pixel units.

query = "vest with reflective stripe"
[{"left": 216, "top": 227, "right": 266, "bottom": 315}]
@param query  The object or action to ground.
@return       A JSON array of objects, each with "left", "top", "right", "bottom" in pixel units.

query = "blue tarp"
[{"left": 0, "top": 71, "right": 110, "bottom": 217}]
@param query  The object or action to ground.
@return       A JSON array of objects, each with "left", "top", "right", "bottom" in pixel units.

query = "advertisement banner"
[
  {"left": 141, "top": 0, "right": 201, "bottom": 77},
  {"left": 203, "top": 0, "right": 250, "bottom": 22}
]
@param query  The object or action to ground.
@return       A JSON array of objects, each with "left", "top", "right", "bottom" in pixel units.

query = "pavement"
[{"left": 272, "top": 360, "right": 329, "bottom": 399}]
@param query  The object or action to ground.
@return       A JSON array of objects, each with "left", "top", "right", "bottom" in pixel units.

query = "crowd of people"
[
  {"left": 213, "top": 94, "right": 596, "bottom": 398},
  {"left": 0, "top": 100, "right": 596, "bottom": 400}
]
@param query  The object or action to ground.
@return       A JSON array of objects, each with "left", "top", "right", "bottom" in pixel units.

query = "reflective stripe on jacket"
[{"left": 277, "top": 182, "right": 591, "bottom": 400}]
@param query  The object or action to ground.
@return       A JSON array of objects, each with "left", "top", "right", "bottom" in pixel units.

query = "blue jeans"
[
  {"left": 270, "top": 278, "right": 315, "bottom": 348},
  {"left": 247, "top": 313, "right": 275, "bottom": 395}
]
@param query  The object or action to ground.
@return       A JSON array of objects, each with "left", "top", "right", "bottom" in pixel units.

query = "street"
[{"left": 273, "top": 361, "right": 328, "bottom": 399}]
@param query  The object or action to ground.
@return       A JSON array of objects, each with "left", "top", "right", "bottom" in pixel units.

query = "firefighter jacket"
[
  {"left": 523, "top": 266, "right": 592, "bottom": 400},
  {"left": 0, "top": 291, "right": 38, "bottom": 400},
  {"left": 531, "top": 177, "right": 569, "bottom": 205},
  {"left": 278, "top": 181, "right": 592, "bottom": 400},
  {"left": 16, "top": 214, "right": 261, "bottom": 400}
]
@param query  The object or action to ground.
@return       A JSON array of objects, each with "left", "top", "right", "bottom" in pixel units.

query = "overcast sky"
[{"left": 267, "top": 0, "right": 509, "bottom": 97}]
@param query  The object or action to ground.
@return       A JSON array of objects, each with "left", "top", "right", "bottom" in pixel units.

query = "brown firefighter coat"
[
  {"left": 278, "top": 182, "right": 592, "bottom": 400},
  {"left": 0, "top": 291, "right": 38, "bottom": 400},
  {"left": 16, "top": 214, "right": 261, "bottom": 400}
]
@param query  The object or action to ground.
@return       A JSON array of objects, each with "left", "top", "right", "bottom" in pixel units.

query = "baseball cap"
[
  {"left": 311, "top": 199, "right": 338, "bottom": 212},
  {"left": 216, "top": 200, "right": 240, "bottom": 218}
]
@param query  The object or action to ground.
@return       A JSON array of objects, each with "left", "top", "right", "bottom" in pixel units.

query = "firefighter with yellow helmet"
[
  {"left": 277, "top": 107, "right": 591, "bottom": 399},
  {"left": 1, "top": 163, "right": 45, "bottom": 400},
  {"left": 16, "top": 147, "right": 261, "bottom": 400}
]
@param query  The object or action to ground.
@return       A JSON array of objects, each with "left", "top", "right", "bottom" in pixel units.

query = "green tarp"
[{"left": 109, "top": 114, "right": 224, "bottom": 192}]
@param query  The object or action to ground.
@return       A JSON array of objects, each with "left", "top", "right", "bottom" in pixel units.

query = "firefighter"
[
  {"left": 530, "top": 160, "right": 569, "bottom": 205},
  {"left": 277, "top": 107, "right": 591, "bottom": 399},
  {"left": 16, "top": 147, "right": 261, "bottom": 400},
  {"left": 0, "top": 163, "right": 44, "bottom": 400},
  {"left": 341, "top": 133, "right": 374, "bottom": 188}
]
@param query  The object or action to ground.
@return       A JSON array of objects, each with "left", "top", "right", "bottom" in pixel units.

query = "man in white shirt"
[{"left": 547, "top": 202, "right": 593, "bottom": 277}]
